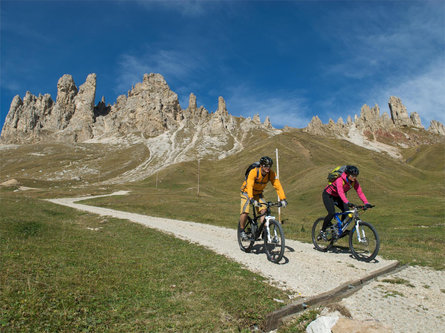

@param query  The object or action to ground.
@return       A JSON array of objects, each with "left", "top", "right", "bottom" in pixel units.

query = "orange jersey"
[{"left": 240, "top": 167, "right": 286, "bottom": 200}]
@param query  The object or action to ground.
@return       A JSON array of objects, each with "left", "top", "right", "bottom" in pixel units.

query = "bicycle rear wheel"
[
  {"left": 263, "top": 219, "right": 285, "bottom": 263},
  {"left": 349, "top": 221, "right": 380, "bottom": 262},
  {"left": 312, "top": 217, "right": 335, "bottom": 252},
  {"left": 237, "top": 219, "right": 255, "bottom": 253}
]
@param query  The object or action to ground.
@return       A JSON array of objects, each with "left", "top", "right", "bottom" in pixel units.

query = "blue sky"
[{"left": 1, "top": 0, "right": 444, "bottom": 131}]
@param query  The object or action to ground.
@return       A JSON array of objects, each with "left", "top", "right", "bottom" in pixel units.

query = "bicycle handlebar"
[
  {"left": 349, "top": 204, "right": 375, "bottom": 211},
  {"left": 252, "top": 201, "right": 283, "bottom": 208}
]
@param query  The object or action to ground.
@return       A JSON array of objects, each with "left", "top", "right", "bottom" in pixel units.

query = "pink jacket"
[{"left": 325, "top": 172, "right": 369, "bottom": 204}]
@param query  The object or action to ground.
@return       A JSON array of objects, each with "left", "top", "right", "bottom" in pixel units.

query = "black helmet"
[
  {"left": 259, "top": 156, "right": 273, "bottom": 167},
  {"left": 345, "top": 165, "right": 359, "bottom": 176}
]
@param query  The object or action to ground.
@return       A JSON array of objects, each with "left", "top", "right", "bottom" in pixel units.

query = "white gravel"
[{"left": 47, "top": 191, "right": 445, "bottom": 333}]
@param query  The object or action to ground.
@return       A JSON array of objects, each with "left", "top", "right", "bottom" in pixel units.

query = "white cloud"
[
  {"left": 317, "top": 2, "right": 445, "bottom": 126},
  {"left": 322, "top": 2, "right": 444, "bottom": 79},
  {"left": 115, "top": 49, "right": 201, "bottom": 94},
  {"left": 376, "top": 61, "right": 445, "bottom": 126},
  {"left": 134, "top": 0, "right": 213, "bottom": 17},
  {"left": 224, "top": 85, "right": 311, "bottom": 129}
]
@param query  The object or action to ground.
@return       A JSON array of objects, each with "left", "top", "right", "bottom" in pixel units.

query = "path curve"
[{"left": 47, "top": 192, "right": 445, "bottom": 333}]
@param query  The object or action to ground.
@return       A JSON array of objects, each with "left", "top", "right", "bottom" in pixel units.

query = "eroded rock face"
[
  {"left": 389, "top": 96, "right": 411, "bottom": 127},
  {"left": 303, "top": 96, "right": 444, "bottom": 149},
  {"left": 429, "top": 120, "right": 445, "bottom": 135},
  {"left": 2, "top": 73, "right": 443, "bottom": 152},
  {"left": 65, "top": 73, "right": 96, "bottom": 141},
  {"left": 0, "top": 73, "right": 275, "bottom": 145}
]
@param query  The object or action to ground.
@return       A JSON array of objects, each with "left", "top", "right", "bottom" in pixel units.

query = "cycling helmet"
[
  {"left": 345, "top": 165, "right": 359, "bottom": 176},
  {"left": 259, "top": 156, "right": 273, "bottom": 167}
]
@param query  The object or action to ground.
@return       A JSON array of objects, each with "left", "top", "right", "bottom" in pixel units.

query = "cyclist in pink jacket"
[{"left": 321, "top": 165, "right": 373, "bottom": 234}]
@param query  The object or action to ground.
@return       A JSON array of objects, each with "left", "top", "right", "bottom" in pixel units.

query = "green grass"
[
  {"left": 0, "top": 192, "right": 291, "bottom": 331},
  {"left": 277, "top": 309, "right": 320, "bottom": 333},
  {"left": 380, "top": 278, "right": 415, "bottom": 287},
  {"left": 1, "top": 129, "right": 444, "bottom": 331},
  {"left": 80, "top": 132, "right": 445, "bottom": 269}
]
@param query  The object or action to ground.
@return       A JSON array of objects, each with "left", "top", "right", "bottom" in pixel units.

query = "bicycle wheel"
[
  {"left": 237, "top": 219, "right": 255, "bottom": 253},
  {"left": 263, "top": 219, "right": 285, "bottom": 263},
  {"left": 312, "top": 217, "right": 335, "bottom": 252},
  {"left": 349, "top": 221, "right": 380, "bottom": 262}
]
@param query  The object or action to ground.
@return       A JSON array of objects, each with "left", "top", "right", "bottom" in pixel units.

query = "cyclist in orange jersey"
[{"left": 239, "top": 156, "right": 287, "bottom": 240}]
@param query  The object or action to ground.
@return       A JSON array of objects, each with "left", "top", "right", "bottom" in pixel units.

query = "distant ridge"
[
  {"left": 0, "top": 73, "right": 275, "bottom": 145},
  {"left": 1, "top": 73, "right": 444, "bottom": 163}
]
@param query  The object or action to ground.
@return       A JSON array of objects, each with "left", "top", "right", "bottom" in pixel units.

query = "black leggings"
[{"left": 322, "top": 190, "right": 348, "bottom": 230}]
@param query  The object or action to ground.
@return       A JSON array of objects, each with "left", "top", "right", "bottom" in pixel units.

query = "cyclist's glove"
[
  {"left": 280, "top": 199, "right": 288, "bottom": 208},
  {"left": 250, "top": 199, "right": 259, "bottom": 207},
  {"left": 364, "top": 203, "right": 373, "bottom": 209},
  {"left": 347, "top": 202, "right": 356, "bottom": 208}
]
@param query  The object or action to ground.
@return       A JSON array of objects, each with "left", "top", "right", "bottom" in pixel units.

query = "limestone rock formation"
[
  {"left": 0, "top": 73, "right": 280, "bottom": 181},
  {"left": 429, "top": 120, "right": 445, "bottom": 135},
  {"left": 388, "top": 96, "right": 411, "bottom": 127},
  {"left": 2, "top": 73, "right": 443, "bottom": 167},
  {"left": 303, "top": 96, "right": 444, "bottom": 152},
  {"left": 66, "top": 73, "right": 96, "bottom": 141},
  {"left": 264, "top": 116, "right": 272, "bottom": 129},
  {"left": 410, "top": 112, "right": 423, "bottom": 129},
  {"left": 50, "top": 74, "right": 78, "bottom": 130},
  {"left": 306, "top": 116, "right": 324, "bottom": 136},
  {"left": 1, "top": 73, "right": 275, "bottom": 145}
]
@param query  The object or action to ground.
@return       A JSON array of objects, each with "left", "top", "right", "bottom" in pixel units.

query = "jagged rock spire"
[
  {"left": 188, "top": 93, "right": 197, "bottom": 112},
  {"left": 389, "top": 96, "right": 411, "bottom": 127},
  {"left": 429, "top": 120, "right": 445, "bottom": 135},
  {"left": 0, "top": 73, "right": 276, "bottom": 144},
  {"left": 216, "top": 96, "right": 228, "bottom": 115}
]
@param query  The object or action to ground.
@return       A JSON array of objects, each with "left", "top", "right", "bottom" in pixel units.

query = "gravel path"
[{"left": 47, "top": 192, "right": 445, "bottom": 333}]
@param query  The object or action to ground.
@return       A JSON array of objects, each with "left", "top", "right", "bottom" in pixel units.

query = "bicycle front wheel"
[
  {"left": 237, "top": 219, "right": 255, "bottom": 253},
  {"left": 312, "top": 217, "right": 334, "bottom": 252},
  {"left": 263, "top": 219, "right": 285, "bottom": 263},
  {"left": 349, "top": 221, "right": 380, "bottom": 262}
]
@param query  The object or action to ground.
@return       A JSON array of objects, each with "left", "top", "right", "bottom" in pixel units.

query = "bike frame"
[
  {"left": 333, "top": 207, "right": 367, "bottom": 242},
  {"left": 333, "top": 210, "right": 354, "bottom": 236},
  {"left": 312, "top": 204, "right": 378, "bottom": 261},
  {"left": 250, "top": 202, "right": 278, "bottom": 241}
]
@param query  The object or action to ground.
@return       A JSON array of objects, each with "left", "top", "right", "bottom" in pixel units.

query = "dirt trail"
[{"left": 47, "top": 192, "right": 445, "bottom": 333}]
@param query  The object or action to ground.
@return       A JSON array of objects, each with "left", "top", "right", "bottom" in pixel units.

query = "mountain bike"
[
  {"left": 237, "top": 201, "right": 285, "bottom": 264},
  {"left": 311, "top": 205, "right": 380, "bottom": 262}
]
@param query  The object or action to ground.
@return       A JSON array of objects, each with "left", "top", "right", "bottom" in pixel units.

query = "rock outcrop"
[
  {"left": 0, "top": 73, "right": 280, "bottom": 182},
  {"left": 429, "top": 120, "right": 445, "bottom": 136},
  {"left": 304, "top": 96, "right": 444, "bottom": 151},
  {"left": 1, "top": 73, "right": 275, "bottom": 145},
  {"left": 2, "top": 73, "right": 443, "bottom": 166},
  {"left": 388, "top": 96, "right": 412, "bottom": 127}
]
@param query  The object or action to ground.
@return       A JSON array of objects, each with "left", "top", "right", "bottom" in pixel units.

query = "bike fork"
[
  {"left": 264, "top": 216, "right": 276, "bottom": 242},
  {"left": 354, "top": 220, "right": 363, "bottom": 242}
]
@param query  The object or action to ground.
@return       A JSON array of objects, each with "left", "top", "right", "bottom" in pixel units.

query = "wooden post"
[
  {"left": 276, "top": 148, "right": 281, "bottom": 223},
  {"left": 197, "top": 159, "right": 200, "bottom": 197}
]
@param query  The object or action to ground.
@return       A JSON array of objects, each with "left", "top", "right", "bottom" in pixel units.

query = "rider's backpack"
[
  {"left": 245, "top": 162, "right": 260, "bottom": 180},
  {"left": 327, "top": 165, "right": 346, "bottom": 183}
]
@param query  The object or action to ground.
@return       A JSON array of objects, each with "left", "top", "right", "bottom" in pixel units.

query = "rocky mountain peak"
[
  {"left": 2, "top": 73, "right": 443, "bottom": 171},
  {"left": 388, "top": 96, "right": 413, "bottom": 127},
  {"left": 303, "top": 96, "right": 444, "bottom": 157},
  {"left": 216, "top": 96, "right": 228, "bottom": 116},
  {"left": 188, "top": 93, "right": 198, "bottom": 112},
  {"left": 0, "top": 73, "right": 279, "bottom": 181}
]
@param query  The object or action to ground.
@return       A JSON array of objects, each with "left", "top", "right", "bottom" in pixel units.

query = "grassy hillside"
[
  {"left": 0, "top": 190, "right": 291, "bottom": 331},
  {"left": 0, "top": 142, "right": 149, "bottom": 188},
  {"left": 1, "top": 130, "right": 444, "bottom": 331},
  {"left": 80, "top": 130, "right": 445, "bottom": 269},
  {"left": 1, "top": 130, "right": 444, "bottom": 269}
]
